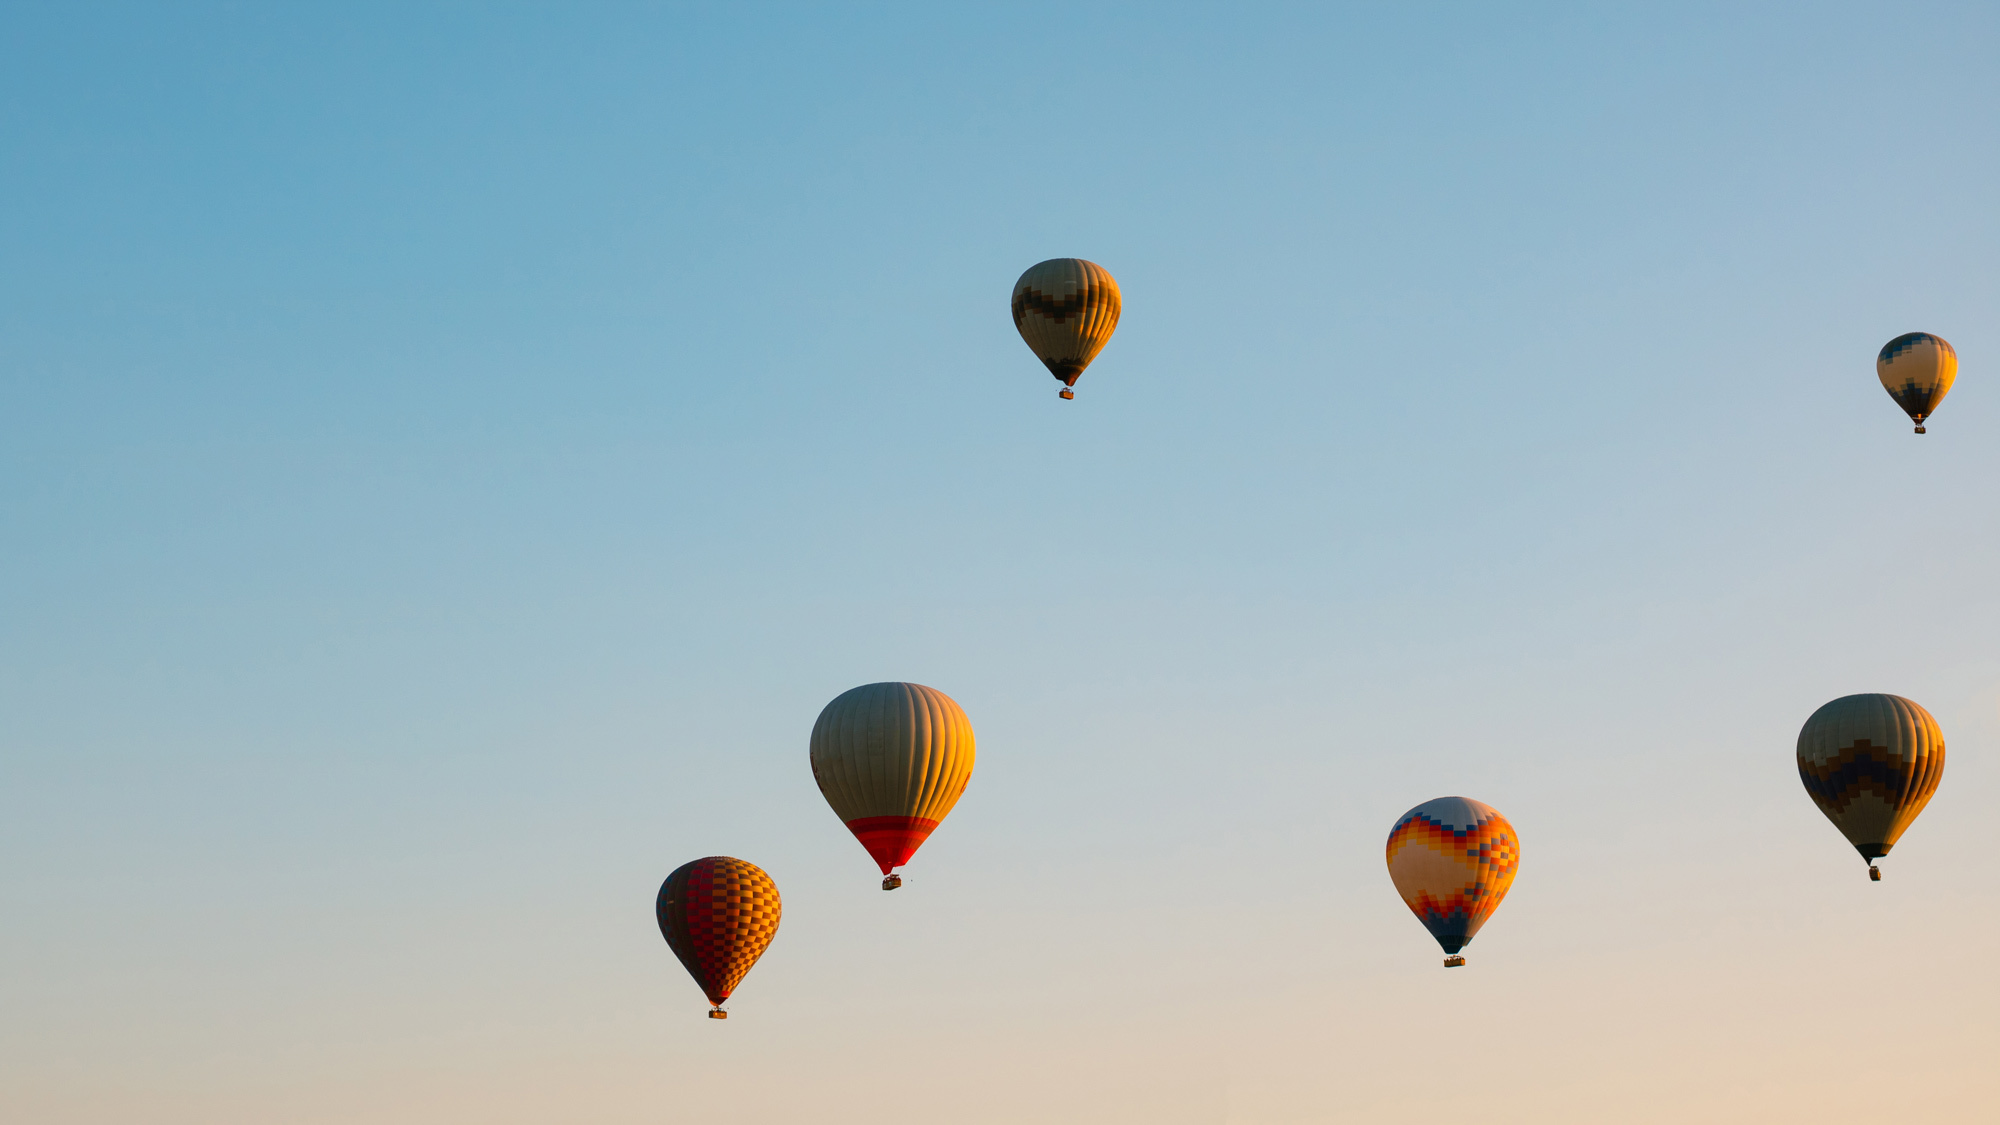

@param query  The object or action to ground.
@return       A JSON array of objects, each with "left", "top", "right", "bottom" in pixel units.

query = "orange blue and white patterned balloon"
[{"left": 1385, "top": 797, "right": 1520, "bottom": 959}]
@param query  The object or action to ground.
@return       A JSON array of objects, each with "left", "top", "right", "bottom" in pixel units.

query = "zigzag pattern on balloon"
[
  {"left": 1013, "top": 286, "right": 1114, "bottom": 326},
  {"left": 1796, "top": 739, "right": 1943, "bottom": 816},
  {"left": 1879, "top": 332, "right": 1953, "bottom": 365},
  {"left": 1887, "top": 381, "right": 1939, "bottom": 415},
  {"left": 1400, "top": 890, "right": 1479, "bottom": 930},
  {"left": 1387, "top": 816, "right": 1520, "bottom": 910}
]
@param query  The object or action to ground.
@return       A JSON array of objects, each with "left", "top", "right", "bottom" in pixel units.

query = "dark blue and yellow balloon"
[
  {"left": 1797, "top": 694, "right": 1945, "bottom": 880},
  {"left": 1012, "top": 259, "right": 1120, "bottom": 400},
  {"left": 1878, "top": 333, "right": 1956, "bottom": 434}
]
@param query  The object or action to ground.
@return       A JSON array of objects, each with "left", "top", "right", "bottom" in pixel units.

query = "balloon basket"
[
  {"left": 708, "top": 1009, "right": 728, "bottom": 1020},
  {"left": 1915, "top": 425, "right": 1926, "bottom": 434},
  {"left": 1059, "top": 389, "right": 1074, "bottom": 400},
  {"left": 881, "top": 874, "right": 903, "bottom": 890},
  {"left": 1869, "top": 865, "right": 1881, "bottom": 881},
  {"left": 1443, "top": 956, "right": 1466, "bottom": 968}
]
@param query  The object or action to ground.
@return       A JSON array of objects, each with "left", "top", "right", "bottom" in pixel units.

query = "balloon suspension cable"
[
  {"left": 1443, "top": 955, "right": 1466, "bottom": 968},
  {"left": 1869, "top": 865, "right": 1881, "bottom": 881},
  {"left": 881, "top": 873, "right": 903, "bottom": 891},
  {"left": 708, "top": 1007, "right": 728, "bottom": 1020}
]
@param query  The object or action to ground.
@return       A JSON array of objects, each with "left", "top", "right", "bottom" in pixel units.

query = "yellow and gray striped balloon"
[
  {"left": 1012, "top": 258, "right": 1120, "bottom": 399},
  {"left": 809, "top": 682, "right": 976, "bottom": 880},
  {"left": 1877, "top": 332, "right": 1956, "bottom": 433}
]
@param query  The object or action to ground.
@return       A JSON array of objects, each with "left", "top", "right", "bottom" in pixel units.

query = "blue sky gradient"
[{"left": 3, "top": 4, "right": 1997, "bottom": 1121}]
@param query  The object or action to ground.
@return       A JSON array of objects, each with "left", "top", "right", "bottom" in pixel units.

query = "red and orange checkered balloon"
[{"left": 656, "top": 856, "right": 782, "bottom": 1011}]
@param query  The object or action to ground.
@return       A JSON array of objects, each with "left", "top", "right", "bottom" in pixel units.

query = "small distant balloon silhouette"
[{"left": 1877, "top": 333, "right": 1956, "bottom": 433}]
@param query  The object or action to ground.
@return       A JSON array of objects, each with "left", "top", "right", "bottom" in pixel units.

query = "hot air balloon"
[
  {"left": 810, "top": 681, "right": 975, "bottom": 890},
  {"left": 1796, "top": 694, "right": 1945, "bottom": 881},
  {"left": 1878, "top": 332, "right": 1956, "bottom": 433},
  {"left": 1385, "top": 797, "right": 1519, "bottom": 968},
  {"left": 1012, "top": 258, "right": 1121, "bottom": 400},
  {"left": 656, "top": 856, "right": 782, "bottom": 1018}
]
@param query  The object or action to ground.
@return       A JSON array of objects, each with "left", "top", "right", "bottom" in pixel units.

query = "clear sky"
[{"left": 3, "top": 3, "right": 1997, "bottom": 1122}]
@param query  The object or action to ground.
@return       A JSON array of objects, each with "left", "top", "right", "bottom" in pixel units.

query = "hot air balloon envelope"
[
  {"left": 810, "top": 682, "right": 975, "bottom": 883},
  {"left": 1386, "top": 797, "right": 1519, "bottom": 958},
  {"left": 657, "top": 856, "right": 782, "bottom": 1012},
  {"left": 1796, "top": 693, "right": 1944, "bottom": 869},
  {"left": 1877, "top": 333, "right": 1956, "bottom": 433},
  {"left": 1012, "top": 258, "right": 1121, "bottom": 397}
]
